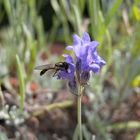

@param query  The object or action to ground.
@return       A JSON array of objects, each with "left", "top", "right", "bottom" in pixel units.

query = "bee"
[{"left": 35, "top": 62, "right": 69, "bottom": 76}]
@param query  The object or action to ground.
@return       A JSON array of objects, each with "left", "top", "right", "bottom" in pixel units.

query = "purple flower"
[
  {"left": 67, "top": 32, "right": 106, "bottom": 73},
  {"left": 56, "top": 54, "right": 75, "bottom": 81},
  {"left": 37, "top": 32, "right": 106, "bottom": 93}
]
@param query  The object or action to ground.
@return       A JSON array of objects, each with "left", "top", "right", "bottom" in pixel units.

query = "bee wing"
[{"left": 34, "top": 64, "right": 54, "bottom": 70}]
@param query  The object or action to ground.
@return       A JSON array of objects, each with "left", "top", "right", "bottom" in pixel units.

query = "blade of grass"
[
  {"left": 32, "top": 100, "right": 73, "bottom": 117},
  {"left": 106, "top": 121, "right": 140, "bottom": 131},
  {"left": 88, "top": 0, "right": 104, "bottom": 40},
  {"left": 105, "top": 0, "right": 123, "bottom": 26},
  {"left": 16, "top": 55, "right": 25, "bottom": 112},
  {"left": 26, "top": 41, "right": 37, "bottom": 81},
  {"left": 71, "top": 4, "right": 82, "bottom": 35},
  {"left": 51, "top": 0, "right": 70, "bottom": 42},
  {"left": 88, "top": 0, "right": 97, "bottom": 38},
  {"left": 47, "top": 16, "right": 60, "bottom": 42},
  {"left": 3, "top": 0, "right": 12, "bottom": 20},
  {"left": 78, "top": 0, "right": 86, "bottom": 15}
]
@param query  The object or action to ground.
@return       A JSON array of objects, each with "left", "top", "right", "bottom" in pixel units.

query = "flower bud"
[
  {"left": 80, "top": 71, "right": 90, "bottom": 85},
  {"left": 76, "top": 59, "right": 81, "bottom": 83},
  {"left": 68, "top": 78, "right": 78, "bottom": 95}
]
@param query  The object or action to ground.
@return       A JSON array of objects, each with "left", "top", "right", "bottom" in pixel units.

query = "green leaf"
[
  {"left": 82, "top": 124, "right": 92, "bottom": 140},
  {"left": 136, "top": 132, "right": 140, "bottom": 140},
  {"left": 73, "top": 125, "right": 79, "bottom": 140}
]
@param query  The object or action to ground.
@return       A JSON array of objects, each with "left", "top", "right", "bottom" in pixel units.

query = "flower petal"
[
  {"left": 98, "top": 57, "right": 106, "bottom": 66},
  {"left": 63, "top": 54, "right": 73, "bottom": 63},
  {"left": 66, "top": 45, "right": 73, "bottom": 50},
  {"left": 89, "top": 41, "right": 99, "bottom": 48},
  {"left": 89, "top": 64, "right": 100, "bottom": 73},
  {"left": 73, "top": 34, "right": 81, "bottom": 45},
  {"left": 82, "top": 32, "right": 91, "bottom": 42}
]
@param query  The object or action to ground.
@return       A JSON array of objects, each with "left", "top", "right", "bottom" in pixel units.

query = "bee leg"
[{"left": 52, "top": 70, "right": 58, "bottom": 77}]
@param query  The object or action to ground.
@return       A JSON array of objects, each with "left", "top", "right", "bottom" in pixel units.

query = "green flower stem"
[{"left": 77, "top": 86, "right": 83, "bottom": 140}]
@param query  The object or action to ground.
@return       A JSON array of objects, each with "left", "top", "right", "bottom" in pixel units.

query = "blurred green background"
[{"left": 0, "top": 0, "right": 140, "bottom": 140}]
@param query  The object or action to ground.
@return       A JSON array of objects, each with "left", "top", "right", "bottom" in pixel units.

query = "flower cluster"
[{"left": 57, "top": 32, "right": 106, "bottom": 94}]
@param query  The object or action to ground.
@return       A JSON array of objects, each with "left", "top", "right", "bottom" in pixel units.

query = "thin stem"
[{"left": 77, "top": 86, "right": 83, "bottom": 140}]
